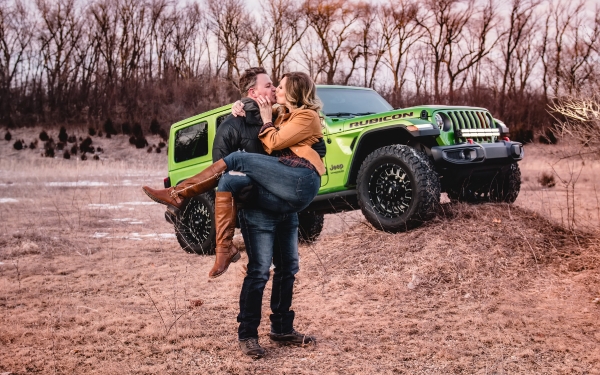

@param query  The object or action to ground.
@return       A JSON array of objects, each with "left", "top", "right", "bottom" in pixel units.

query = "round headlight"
[{"left": 434, "top": 114, "right": 444, "bottom": 130}]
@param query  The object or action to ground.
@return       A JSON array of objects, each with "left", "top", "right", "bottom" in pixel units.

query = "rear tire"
[
  {"left": 174, "top": 191, "right": 216, "bottom": 255},
  {"left": 356, "top": 145, "right": 440, "bottom": 232},
  {"left": 298, "top": 211, "right": 325, "bottom": 243}
]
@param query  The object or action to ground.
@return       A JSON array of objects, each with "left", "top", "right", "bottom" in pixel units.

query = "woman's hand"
[
  {"left": 231, "top": 100, "right": 245, "bottom": 117},
  {"left": 257, "top": 95, "right": 273, "bottom": 124}
]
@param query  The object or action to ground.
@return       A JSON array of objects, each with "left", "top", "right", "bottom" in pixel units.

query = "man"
[{"left": 213, "top": 67, "right": 320, "bottom": 358}]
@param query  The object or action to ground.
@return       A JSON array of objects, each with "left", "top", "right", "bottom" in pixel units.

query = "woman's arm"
[{"left": 259, "top": 110, "right": 320, "bottom": 152}]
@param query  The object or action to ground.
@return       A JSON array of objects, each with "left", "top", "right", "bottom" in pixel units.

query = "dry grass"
[{"left": 1, "top": 131, "right": 599, "bottom": 374}]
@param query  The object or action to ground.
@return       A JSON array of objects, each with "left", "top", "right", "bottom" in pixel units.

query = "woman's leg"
[
  {"left": 218, "top": 172, "right": 299, "bottom": 214},
  {"left": 208, "top": 190, "right": 241, "bottom": 278},
  {"left": 142, "top": 159, "right": 227, "bottom": 211},
  {"left": 223, "top": 152, "right": 320, "bottom": 211}
]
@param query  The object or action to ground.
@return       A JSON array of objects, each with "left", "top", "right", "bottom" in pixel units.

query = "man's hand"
[
  {"left": 232, "top": 100, "right": 245, "bottom": 117},
  {"left": 257, "top": 95, "right": 273, "bottom": 124}
]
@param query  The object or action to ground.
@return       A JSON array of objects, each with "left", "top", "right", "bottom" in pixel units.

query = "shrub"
[
  {"left": 67, "top": 135, "right": 77, "bottom": 143},
  {"left": 122, "top": 122, "right": 131, "bottom": 135},
  {"left": 29, "top": 140, "right": 38, "bottom": 149},
  {"left": 88, "top": 127, "right": 96, "bottom": 136},
  {"left": 58, "top": 126, "right": 68, "bottom": 143},
  {"left": 96, "top": 146, "right": 103, "bottom": 153},
  {"left": 103, "top": 118, "right": 117, "bottom": 136},
  {"left": 129, "top": 136, "right": 136, "bottom": 145},
  {"left": 93, "top": 154, "right": 100, "bottom": 160},
  {"left": 135, "top": 136, "right": 148, "bottom": 149},
  {"left": 4, "top": 131, "right": 11, "bottom": 141},
  {"left": 70, "top": 144, "right": 78, "bottom": 155},
  {"left": 80, "top": 137, "right": 93, "bottom": 153},
  {"left": 132, "top": 122, "right": 143, "bottom": 138},
  {"left": 44, "top": 147, "right": 54, "bottom": 158},
  {"left": 81, "top": 153, "right": 87, "bottom": 161},
  {"left": 156, "top": 147, "right": 161, "bottom": 153},
  {"left": 13, "top": 140, "right": 23, "bottom": 150},
  {"left": 63, "top": 150, "right": 71, "bottom": 159},
  {"left": 538, "top": 172, "right": 556, "bottom": 188},
  {"left": 158, "top": 127, "right": 168, "bottom": 141},
  {"left": 538, "top": 128, "right": 558, "bottom": 144},
  {"left": 147, "top": 146, "right": 153, "bottom": 153},
  {"left": 150, "top": 118, "right": 160, "bottom": 135},
  {"left": 39, "top": 130, "right": 49, "bottom": 141},
  {"left": 56, "top": 142, "right": 65, "bottom": 151},
  {"left": 44, "top": 138, "right": 55, "bottom": 151}
]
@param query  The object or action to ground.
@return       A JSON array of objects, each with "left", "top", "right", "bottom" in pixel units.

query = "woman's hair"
[{"left": 281, "top": 72, "right": 322, "bottom": 112}]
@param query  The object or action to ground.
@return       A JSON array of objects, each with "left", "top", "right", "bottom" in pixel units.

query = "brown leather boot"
[
  {"left": 208, "top": 191, "right": 241, "bottom": 278},
  {"left": 142, "top": 159, "right": 227, "bottom": 211}
]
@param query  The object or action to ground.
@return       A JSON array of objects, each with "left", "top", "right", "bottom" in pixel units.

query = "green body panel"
[
  {"left": 168, "top": 104, "right": 232, "bottom": 186},
  {"left": 165, "top": 86, "right": 503, "bottom": 196}
]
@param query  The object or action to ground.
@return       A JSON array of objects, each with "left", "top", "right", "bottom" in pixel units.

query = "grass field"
[{"left": 1, "top": 129, "right": 599, "bottom": 374}]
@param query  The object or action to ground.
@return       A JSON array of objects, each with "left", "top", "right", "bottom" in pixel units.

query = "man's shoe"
[
  {"left": 269, "top": 329, "right": 315, "bottom": 346},
  {"left": 239, "top": 338, "right": 266, "bottom": 358}
]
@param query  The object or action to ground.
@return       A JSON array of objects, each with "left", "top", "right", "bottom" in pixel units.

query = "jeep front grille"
[{"left": 442, "top": 110, "right": 498, "bottom": 143}]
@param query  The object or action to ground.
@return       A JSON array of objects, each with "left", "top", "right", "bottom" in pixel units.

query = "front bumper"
[{"left": 431, "top": 140, "right": 523, "bottom": 166}]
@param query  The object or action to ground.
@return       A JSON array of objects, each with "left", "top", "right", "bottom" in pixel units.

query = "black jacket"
[
  {"left": 212, "top": 98, "right": 266, "bottom": 161},
  {"left": 212, "top": 98, "right": 326, "bottom": 161}
]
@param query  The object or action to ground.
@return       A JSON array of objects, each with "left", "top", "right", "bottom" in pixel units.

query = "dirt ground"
[{"left": 1, "top": 129, "right": 599, "bottom": 374}]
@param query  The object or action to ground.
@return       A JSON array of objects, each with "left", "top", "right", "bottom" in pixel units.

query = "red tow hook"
[
  {"left": 503, "top": 137, "right": 510, "bottom": 141},
  {"left": 467, "top": 138, "right": 474, "bottom": 144}
]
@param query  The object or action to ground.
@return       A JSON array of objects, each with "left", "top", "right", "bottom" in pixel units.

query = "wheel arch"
[{"left": 346, "top": 126, "right": 436, "bottom": 187}]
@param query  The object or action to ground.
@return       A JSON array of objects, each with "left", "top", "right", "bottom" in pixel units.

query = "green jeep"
[{"left": 163, "top": 85, "right": 524, "bottom": 254}]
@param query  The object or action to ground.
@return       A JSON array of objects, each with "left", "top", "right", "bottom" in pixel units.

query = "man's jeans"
[
  {"left": 220, "top": 152, "right": 320, "bottom": 213},
  {"left": 237, "top": 208, "right": 299, "bottom": 340}
]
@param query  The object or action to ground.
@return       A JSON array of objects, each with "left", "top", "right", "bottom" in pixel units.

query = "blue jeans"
[
  {"left": 237, "top": 208, "right": 299, "bottom": 340},
  {"left": 219, "top": 152, "right": 320, "bottom": 213}
]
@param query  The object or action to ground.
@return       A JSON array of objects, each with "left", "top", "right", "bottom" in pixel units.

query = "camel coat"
[{"left": 258, "top": 108, "right": 326, "bottom": 176}]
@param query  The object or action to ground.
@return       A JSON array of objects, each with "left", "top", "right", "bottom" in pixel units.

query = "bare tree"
[
  {"left": 264, "top": 0, "right": 307, "bottom": 81},
  {"left": 444, "top": 0, "right": 499, "bottom": 102},
  {"left": 418, "top": 0, "right": 473, "bottom": 102},
  {"left": 541, "top": 0, "right": 594, "bottom": 97},
  {"left": 206, "top": 0, "right": 249, "bottom": 83},
  {"left": 0, "top": 0, "right": 34, "bottom": 124},
  {"left": 497, "top": 0, "right": 539, "bottom": 115},
  {"left": 36, "top": 0, "right": 85, "bottom": 115},
  {"left": 348, "top": 2, "right": 386, "bottom": 87},
  {"left": 303, "top": 0, "right": 358, "bottom": 84},
  {"left": 172, "top": 3, "right": 206, "bottom": 79},
  {"left": 380, "top": 0, "right": 421, "bottom": 101}
]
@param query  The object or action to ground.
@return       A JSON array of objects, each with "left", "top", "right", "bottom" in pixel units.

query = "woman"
[{"left": 143, "top": 72, "right": 324, "bottom": 278}]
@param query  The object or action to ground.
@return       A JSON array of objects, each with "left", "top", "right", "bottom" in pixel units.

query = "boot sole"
[
  {"left": 209, "top": 251, "right": 241, "bottom": 279},
  {"left": 142, "top": 187, "right": 181, "bottom": 215}
]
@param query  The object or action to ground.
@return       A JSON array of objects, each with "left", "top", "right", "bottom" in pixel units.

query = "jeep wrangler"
[{"left": 162, "top": 85, "right": 524, "bottom": 254}]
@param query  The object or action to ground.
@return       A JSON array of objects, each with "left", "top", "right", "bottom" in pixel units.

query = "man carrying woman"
[{"left": 142, "top": 70, "right": 324, "bottom": 357}]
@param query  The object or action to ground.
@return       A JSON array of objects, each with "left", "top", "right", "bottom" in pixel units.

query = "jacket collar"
[{"left": 241, "top": 97, "right": 263, "bottom": 125}]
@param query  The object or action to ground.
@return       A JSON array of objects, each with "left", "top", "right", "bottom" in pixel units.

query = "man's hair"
[
  {"left": 281, "top": 72, "right": 322, "bottom": 112},
  {"left": 239, "top": 67, "right": 267, "bottom": 96}
]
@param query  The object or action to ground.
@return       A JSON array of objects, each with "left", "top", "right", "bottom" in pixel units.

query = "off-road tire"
[
  {"left": 447, "top": 163, "right": 521, "bottom": 204},
  {"left": 356, "top": 145, "right": 441, "bottom": 232},
  {"left": 174, "top": 191, "right": 216, "bottom": 255},
  {"left": 298, "top": 211, "right": 325, "bottom": 243}
]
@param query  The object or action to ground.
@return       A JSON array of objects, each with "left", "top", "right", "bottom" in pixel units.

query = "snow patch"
[
  {"left": 122, "top": 201, "right": 156, "bottom": 206},
  {"left": 0, "top": 198, "right": 18, "bottom": 203},
  {"left": 45, "top": 181, "right": 110, "bottom": 187}
]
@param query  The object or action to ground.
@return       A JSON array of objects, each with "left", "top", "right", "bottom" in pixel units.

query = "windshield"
[{"left": 317, "top": 88, "right": 393, "bottom": 117}]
